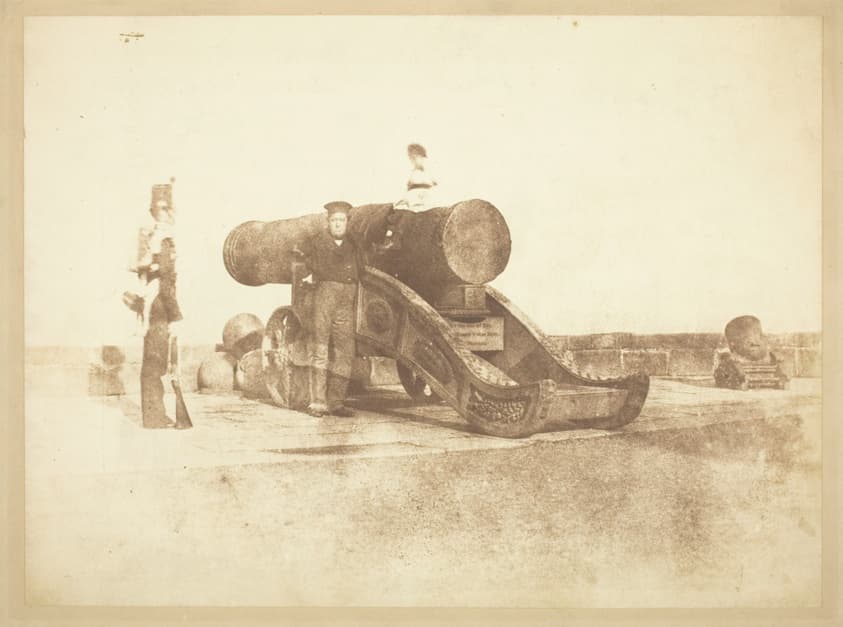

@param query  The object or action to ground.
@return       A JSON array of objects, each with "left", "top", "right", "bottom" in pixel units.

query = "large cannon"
[
  {"left": 224, "top": 199, "right": 511, "bottom": 313},
  {"left": 223, "top": 199, "right": 649, "bottom": 438}
]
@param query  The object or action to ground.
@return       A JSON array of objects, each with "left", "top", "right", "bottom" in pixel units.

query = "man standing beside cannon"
[
  {"left": 223, "top": 197, "right": 648, "bottom": 437},
  {"left": 296, "top": 201, "right": 362, "bottom": 417}
]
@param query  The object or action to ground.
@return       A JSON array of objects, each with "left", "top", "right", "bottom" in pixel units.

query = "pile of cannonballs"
[{"left": 196, "top": 313, "right": 264, "bottom": 394}]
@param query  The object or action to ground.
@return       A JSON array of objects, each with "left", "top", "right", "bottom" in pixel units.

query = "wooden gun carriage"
[{"left": 223, "top": 199, "right": 649, "bottom": 438}]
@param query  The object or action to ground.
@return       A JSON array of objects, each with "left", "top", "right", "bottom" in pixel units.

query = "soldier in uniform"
[
  {"left": 137, "top": 182, "right": 183, "bottom": 428},
  {"left": 298, "top": 201, "right": 361, "bottom": 417}
]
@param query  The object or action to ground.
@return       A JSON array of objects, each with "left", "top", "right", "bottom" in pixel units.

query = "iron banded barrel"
[{"left": 223, "top": 199, "right": 512, "bottom": 297}]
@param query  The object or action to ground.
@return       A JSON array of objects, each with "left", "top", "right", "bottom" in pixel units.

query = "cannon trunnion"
[{"left": 223, "top": 199, "right": 649, "bottom": 438}]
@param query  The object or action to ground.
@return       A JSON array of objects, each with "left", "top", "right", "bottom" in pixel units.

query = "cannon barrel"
[
  {"left": 223, "top": 199, "right": 512, "bottom": 297},
  {"left": 223, "top": 213, "right": 325, "bottom": 286}
]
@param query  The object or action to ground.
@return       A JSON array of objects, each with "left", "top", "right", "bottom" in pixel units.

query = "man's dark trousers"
[
  {"left": 308, "top": 281, "right": 356, "bottom": 413},
  {"left": 141, "top": 297, "right": 171, "bottom": 427}
]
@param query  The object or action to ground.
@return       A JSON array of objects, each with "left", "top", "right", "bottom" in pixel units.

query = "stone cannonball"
[
  {"left": 197, "top": 352, "right": 237, "bottom": 393},
  {"left": 235, "top": 349, "right": 267, "bottom": 398},
  {"left": 222, "top": 313, "right": 265, "bottom": 359}
]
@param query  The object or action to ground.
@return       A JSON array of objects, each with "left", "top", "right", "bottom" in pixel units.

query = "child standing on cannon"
[{"left": 382, "top": 143, "right": 438, "bottom": 252}]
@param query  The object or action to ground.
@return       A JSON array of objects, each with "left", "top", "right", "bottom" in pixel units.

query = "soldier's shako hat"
[
  {"left": 324, "top": 201, "right": 353, "bottom": 215},
  {"left": 149, "top": 177, "right": 175, "bottom": 214},
  {"left": 407, "top": 143, "right": 427, "bottom": 158}
]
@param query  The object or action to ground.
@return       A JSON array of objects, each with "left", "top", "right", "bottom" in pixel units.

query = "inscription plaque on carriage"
[{"left": 449, "top": 317, "right": 505, "bottom": 351}]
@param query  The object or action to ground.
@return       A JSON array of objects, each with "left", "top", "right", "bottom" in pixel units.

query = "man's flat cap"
[{"left": 324, "top": 201, "right": 353, "bottom": 215}]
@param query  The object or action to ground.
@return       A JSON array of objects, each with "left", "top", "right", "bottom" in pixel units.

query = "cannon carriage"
[{"left": 223, "top": 199, "right": 649, "bottom": 438}]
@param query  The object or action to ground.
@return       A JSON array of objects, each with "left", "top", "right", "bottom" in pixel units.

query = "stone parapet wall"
[
  {"left": 26, "top": 344, "right": 219, "bottom": 397},
  {"left": 549, "top": 332, "right": 821, "bottom": 379},
  {"left": 25, "top": 331, "right": 821, "bottom": 398}
]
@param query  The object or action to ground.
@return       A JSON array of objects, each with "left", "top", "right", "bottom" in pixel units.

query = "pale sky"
[{"left": 24, "top": 16, "right": 822, "bottom": 347}]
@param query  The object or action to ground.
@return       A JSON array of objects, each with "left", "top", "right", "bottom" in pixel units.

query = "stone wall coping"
[
  {"left": 27, "top": 331, "right": 822, "bottom": 366},
  {"left": 551, "top": 331, "right": 820, "bottom": 351}
]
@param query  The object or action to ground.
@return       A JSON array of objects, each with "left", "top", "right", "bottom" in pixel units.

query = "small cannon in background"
[
  {"left": 713, "top": 315, "right": 789, "bottom": 390},
  {"left": 224, "top": 200, "right": 649, "bottom": 438}
]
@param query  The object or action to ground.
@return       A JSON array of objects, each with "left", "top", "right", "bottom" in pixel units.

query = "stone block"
[
  {"left": 797, "top": 348, "right": 821, "bottom": 378},
  {"left": 796, "top": 333, "right": 822, "bottom": 349},
  {"left": 771, "top": 348, "right": 797, "bottom": 379},
  {"left": 632, "top": 334, "right": 722, "bottom": 350},
  {"left": 570, "top": 350, "right": 622, "bottom": 377},
  {"left": 768, "top": 333, "right": 797, "bottom": 348},
  {"left": 87, "top": 365, "right": 127, "bottom": 396},
  {"left": 552, "top": 335, "right": 593, "bottom": 351},
  {"left": 621, "top": 350, "right": 669, "bottom": 376},
  {"left": 768, "top": 333, "right": 821, "bottom": 350},
  {"left": 369, "top": 357, "right": 400, "bottom": 386},
  {"left": 548, "top": 336, "right": 568, "bottom": 352},
  {"left": 591, "top": 333, "right": 634, "bottom": 350},
  {"left": 86, "top": 346, "right": 131, "bottom": 395},
  {"left": 667, "top": 349, "right": 717, "bottom": 376}
]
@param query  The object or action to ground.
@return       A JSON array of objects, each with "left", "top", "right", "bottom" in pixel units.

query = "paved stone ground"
[{"left": 24, "top": 378, "right": 821, "bottom": 608}]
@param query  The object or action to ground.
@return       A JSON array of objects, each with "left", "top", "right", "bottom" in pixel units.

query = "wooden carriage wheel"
[{"left": 262, "top": 306, "right": 310, "bottom": 409}]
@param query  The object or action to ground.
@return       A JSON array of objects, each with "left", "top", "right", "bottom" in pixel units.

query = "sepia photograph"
[{"left": 9, "top": 6, "right": 836, "bottom": 622}]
